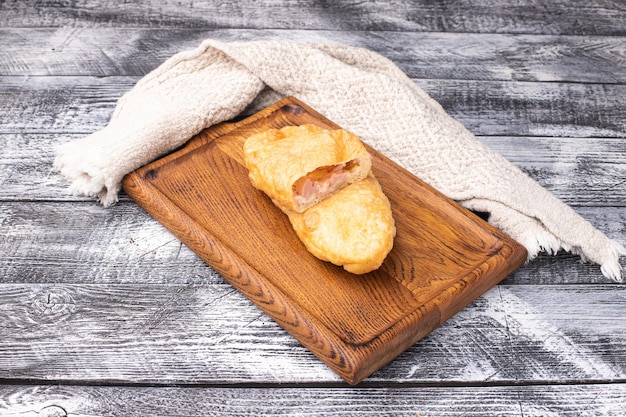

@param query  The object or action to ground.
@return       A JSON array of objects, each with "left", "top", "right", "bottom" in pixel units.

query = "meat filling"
[{"left": 293, "top": 160, "right": 360, "bottom": 208}]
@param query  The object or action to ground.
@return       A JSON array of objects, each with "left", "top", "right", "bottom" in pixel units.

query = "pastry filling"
[{"left": 293, "top": 160, "right": 360, "bottom": 208}]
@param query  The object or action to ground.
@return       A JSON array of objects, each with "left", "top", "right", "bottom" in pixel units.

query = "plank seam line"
[{"left": 1, "top": 378, "right": 626, "bottom": 390}]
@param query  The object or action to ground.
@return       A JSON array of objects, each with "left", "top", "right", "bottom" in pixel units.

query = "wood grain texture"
[
  {"left": 2, "top": 77, "right": 625, "bottom": 138},
  {"left": 1, "top": 384, "right": 626, "bottom": 416},
  {"left": 0, "top": 283, "right": 624, "bottom": 384},
  {"left": 479, "top": 136, "right": 626, "bottom": 207},
  {"left": 2, "top": 28, "right": 625, "bottom": 83},
  {"left": 2, "top": 0, "right": 625, "bottom": 35},
  {"left": 1, "top": 0, "right": 625, "bottom": 413},
  {"left": 419, "top": 80, "right": 626, "bottom": 137},
  {"left": 122, "top": 97, "right": 527, "bottom": 384}
]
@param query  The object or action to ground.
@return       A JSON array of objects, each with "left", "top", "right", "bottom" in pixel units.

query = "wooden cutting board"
[{"left": 122, "top": 96, "right": 527, "bottom": 385}]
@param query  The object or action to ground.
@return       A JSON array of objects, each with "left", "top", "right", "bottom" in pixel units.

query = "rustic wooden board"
[{"left": 121, "top": 96, "right": 527, "bottom": 384}]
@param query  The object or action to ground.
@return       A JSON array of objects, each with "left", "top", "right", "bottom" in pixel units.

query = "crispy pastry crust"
[
  {"left": 244, "top": 124, "right": 394, "bottom": 274},
  {"left": 243, "top": 124, "right": 371, "bottom": 213},
  {"left": 285, "top": 175, "right": 395, "bottom": 274}
]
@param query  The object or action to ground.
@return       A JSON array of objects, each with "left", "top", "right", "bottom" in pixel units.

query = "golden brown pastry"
[
  {"left": 285, "top": 175, "right": 395, "bottom": 274},
  {"left": 244, "top": 124, "right": 394, "bottom": 274},
  {"left": 243, "top": 124, "right": 371, "bottom": 213}
]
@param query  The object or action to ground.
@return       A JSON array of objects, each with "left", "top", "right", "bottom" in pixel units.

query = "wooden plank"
[
  {"left": 1, "top": 202, "right": 623, "bottom": 286},
  {"left": 2, "top": 28, "right": 625, "bottom": 83},
  {"left": 507, "top": 251, "right": 626, "bottom": 286},
  {"left": 0, "top": 76, "right": 135, "bottom": 134},
  {"left": 0, "top": 282, "right": 623, "bottom": 384},
  {"left": 434, "top": 284, "right": 626, "bottom": 382},
  {"left": 1, "top": 199, "right": 623, "bottom": 285},
  {"left": 479, "top": 136, "right": 626, "bottom": 207},
  {"left": 497, "top": 285, "right": 626, "bottom": 383},
  {"left": 1, "top": 76, "right": 625, "bottom": 138},
  {"left": 0, "top": 282, "right": 326, "bottom": 384},
  {"left": 0, "top": 201, "right": 216, "bottom": 284},
  {"left": 1, "top": 383, "right": 626, "bottom": 416},
  {"left": 418, "top": 79, "right": 626, "bottom": 138},
  {"left": 375, "top": 284, "right": 626, "bottom": 383},
  {"left": 3, "top": 132, "right": 624, "bottom": 205},
  {"left": 1, "top": 0, "right": 624, "bottom": 35}
]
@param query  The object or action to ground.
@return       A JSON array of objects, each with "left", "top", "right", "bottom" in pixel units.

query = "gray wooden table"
[{"left": 1, "top": 1, "right": 625, "bottom": 416}]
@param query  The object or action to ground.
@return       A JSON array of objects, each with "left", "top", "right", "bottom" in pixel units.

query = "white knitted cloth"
[{"left": 54, "top": 40, "right": 625, "bottom": 280}]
